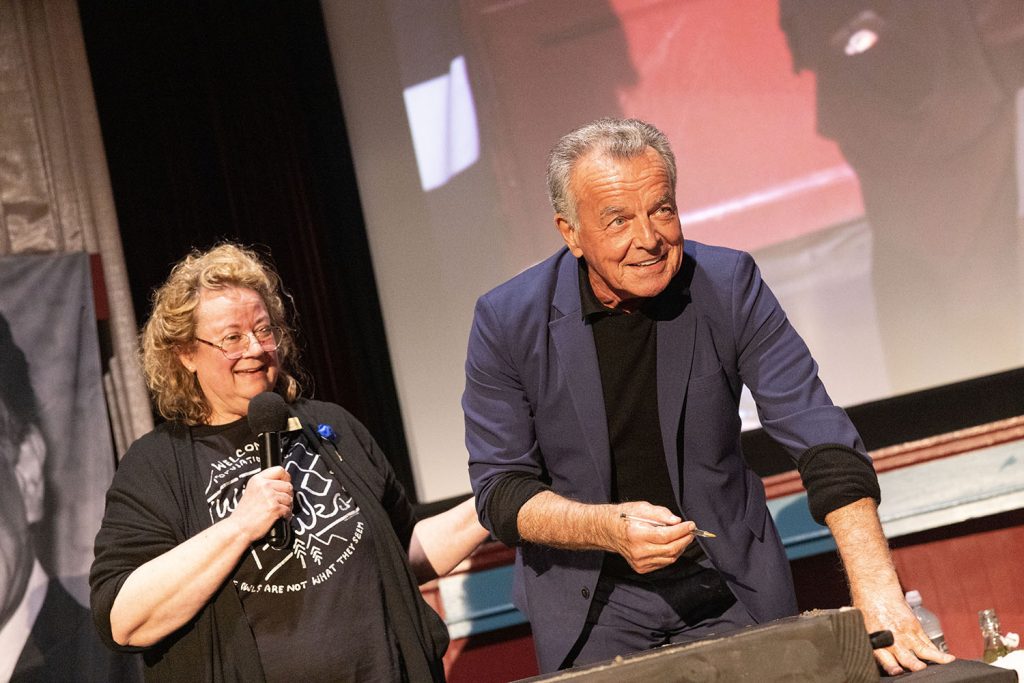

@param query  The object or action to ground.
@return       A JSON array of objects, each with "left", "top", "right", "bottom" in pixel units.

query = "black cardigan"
[{"left": 89, "top": 399, "right": 448, "bottom": 682}]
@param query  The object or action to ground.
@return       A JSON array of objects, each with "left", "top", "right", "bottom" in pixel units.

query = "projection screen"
[{"left": 322, "top": 0, "right": 1024, "bottom": 502}]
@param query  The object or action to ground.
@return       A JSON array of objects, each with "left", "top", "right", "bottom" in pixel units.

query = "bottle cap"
[{"left": 905, "top": 590, "right": 922, "bottom": 606}]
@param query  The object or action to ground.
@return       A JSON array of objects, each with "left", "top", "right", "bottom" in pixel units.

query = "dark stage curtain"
[{"left": 77, "top": 0, "right": 418, "bottom": 499}]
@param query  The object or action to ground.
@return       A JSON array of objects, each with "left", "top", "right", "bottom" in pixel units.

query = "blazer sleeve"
[
  {"left": 463, "top": 294, "right": 548, "bottom": 539},
  {"left": 727, "top": 250, "right": 868, "bottom": 462}
]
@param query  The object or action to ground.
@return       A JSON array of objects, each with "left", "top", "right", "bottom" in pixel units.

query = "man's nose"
[{"left": 632, "top": 217, "right": 660, "bottom": 249}]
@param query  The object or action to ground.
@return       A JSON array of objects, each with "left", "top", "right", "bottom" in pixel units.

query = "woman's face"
[{"left": 178, "top": 286, "right": 280, "bottom": 425}]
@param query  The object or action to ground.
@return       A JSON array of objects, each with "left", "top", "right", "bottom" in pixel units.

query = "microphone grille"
[{"left": 247, "top": 391, "right": 290, "bottom": 434}]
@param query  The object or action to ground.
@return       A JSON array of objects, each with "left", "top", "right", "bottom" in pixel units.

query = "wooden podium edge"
[{"left": 514, "top": 608, "right": 878, "bottom": 683}]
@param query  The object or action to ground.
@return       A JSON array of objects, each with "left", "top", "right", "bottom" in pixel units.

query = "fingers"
[
  {"left": 619, "top": 519, "right": 696, "bottom": 574},
  {"left": 268, "top": 488, "right": 295, "bottom": 514},
  {"left": 628, "top": 547, "right": 689, "bottom": 573},
  {"left": 878, "top": 632, "right": 953, "bottom": 676},
  {"left": 622, "top": 516, "right": 697, "bottom": 543},
  {"left": 906, "top": 630, "right": 954, "bottom": 665},
  {"left": 874, "top": 639, "right": 929, "bottom": 677},
  {"left": 251, "top": 470, "right": 294, "bottom": 512},
  {"left": 260, "top": 465, "right": 292, "bottom": 482},
  {"left": 873, "top": 645, "right": 905, "bottom": 677},
  {"left": 260, "top": 481, "right": 294, "bottom": 515},
  {"left": 232, "top": 468, "right": 295, "bottom": 541},
  {"left": 609, "top": 502, "right": 715, "bottom": 573},
  {"left": 618, "top": 502, "right": 681, "bottom": 527},
  {"left": 865, "top": 605, "right": 955, "bottom": 676}
]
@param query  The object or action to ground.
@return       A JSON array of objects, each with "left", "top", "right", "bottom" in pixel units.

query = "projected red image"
[
  {"left": 611, "top": 0, "right": 863, "bottom": 251},
  {"left": 462, "top": 0, "right": 863, "bottom": 253}
]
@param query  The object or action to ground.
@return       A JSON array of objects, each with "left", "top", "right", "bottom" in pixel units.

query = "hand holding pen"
[
  {"left": 611, "top": 504, "right": 714, "bottom": 573},
  {"left": 620, "top": 513, "right": 717, "bottom": 538}
]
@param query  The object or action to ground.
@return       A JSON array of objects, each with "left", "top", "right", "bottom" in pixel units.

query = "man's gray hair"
[{"left": 546, "top": 118, "right": 677, "bottom": 228}]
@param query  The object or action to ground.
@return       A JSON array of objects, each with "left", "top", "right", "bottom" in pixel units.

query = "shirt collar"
[
  {"left": 577, "top": 257, "right": 689, "bottom": 321},
  {"left": 578, "top": 258, "right": 615, "bottom": 319}
]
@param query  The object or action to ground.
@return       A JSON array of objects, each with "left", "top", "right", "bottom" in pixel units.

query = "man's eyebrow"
[
  {"left": 599, "top": 205, "right": 626, "bottom": 218},
  {"left": 650, "top": 193, "right": 675, "bottom": 209}
]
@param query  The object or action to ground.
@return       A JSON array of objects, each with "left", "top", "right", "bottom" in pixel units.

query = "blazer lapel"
[
  {"left": 657, "top": 254, "right": 697, "bottom": 510},
  {"left": 549, "top": 252, "right": 612, "bottom": 498}
]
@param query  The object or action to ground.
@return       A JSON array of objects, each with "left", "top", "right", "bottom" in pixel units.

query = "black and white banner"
[{"left": 0, "top": 252, "right": 139, "bottom": 681}]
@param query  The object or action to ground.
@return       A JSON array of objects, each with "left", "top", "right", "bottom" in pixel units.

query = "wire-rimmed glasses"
[{"left": 195, "top": 325, "right": 283, "bottom": 360}]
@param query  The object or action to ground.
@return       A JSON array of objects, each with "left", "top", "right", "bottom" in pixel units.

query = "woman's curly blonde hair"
[{"left": 140, "top": 243, "right": 306, "bottom": 424}]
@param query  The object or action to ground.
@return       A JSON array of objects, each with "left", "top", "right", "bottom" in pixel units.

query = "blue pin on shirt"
[{"left": 316, "top": 423, "right": 337, "bottom": 444}]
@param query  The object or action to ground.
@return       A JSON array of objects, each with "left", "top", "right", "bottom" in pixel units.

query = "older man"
[{"left": 463, "top": 118, "right": 953, "bottom": 675}]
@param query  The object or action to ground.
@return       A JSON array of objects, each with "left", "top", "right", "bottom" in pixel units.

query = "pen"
[{"left": 619, "top": 513, "right": 717, "bottom": 538}]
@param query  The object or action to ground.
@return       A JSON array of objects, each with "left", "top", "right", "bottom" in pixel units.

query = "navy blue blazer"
[{"left": 464, "top": 241, "right": 867, "bottom": 671}]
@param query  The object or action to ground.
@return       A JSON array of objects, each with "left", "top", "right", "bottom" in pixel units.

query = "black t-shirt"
[{"left": 192, "top": 419, "right": 400, "bottom": 682}]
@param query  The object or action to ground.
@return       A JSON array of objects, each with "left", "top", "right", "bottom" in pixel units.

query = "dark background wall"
[{"left": 77, "top": 0, "right": 418, "bottom": 497}]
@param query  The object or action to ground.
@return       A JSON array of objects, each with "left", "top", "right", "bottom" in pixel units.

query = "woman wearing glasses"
[{"left": 89, "top": 243, "right": 487, "bottom": 682}]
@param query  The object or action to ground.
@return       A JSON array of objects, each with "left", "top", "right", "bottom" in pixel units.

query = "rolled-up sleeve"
[
  {"left": 463, "top": 295, "right": 548, "bottom": 541},
  {"left": 725, "top": 250, "right": 877, "bottom": 522},
  {"left": 798, "top": 443, "right": 881, "bottom": 524}
]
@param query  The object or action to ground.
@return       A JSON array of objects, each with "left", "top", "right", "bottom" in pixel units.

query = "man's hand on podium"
[{"left": 825, "top": 498, "right": 956, "bottom": 675}]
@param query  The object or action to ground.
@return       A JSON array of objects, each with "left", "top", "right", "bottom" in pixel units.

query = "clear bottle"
[
  {"left": 979, "top": 608, "right": 1010, "bottom": 663},
  {"left": 905, "top": 590, "right": 948, "bottom": 653}
]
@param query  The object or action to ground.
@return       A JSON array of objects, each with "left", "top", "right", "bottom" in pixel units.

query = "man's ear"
[{"left": 555, "top": 215, "right": 583, "bottom": 258}]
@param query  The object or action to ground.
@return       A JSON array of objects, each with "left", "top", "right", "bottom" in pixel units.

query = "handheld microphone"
[{"left": 247, "top": 392, "right": 291, "bottom": 550}]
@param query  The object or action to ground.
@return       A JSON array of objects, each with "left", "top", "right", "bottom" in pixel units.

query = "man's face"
[
  {"left": 178, "top": 286, "right": 280, "bottom": 425},
  {"left": 556, "top": 147, "right": 684, "bottom": 310}
]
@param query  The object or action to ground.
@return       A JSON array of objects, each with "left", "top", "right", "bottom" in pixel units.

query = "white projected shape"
[{"left": 403, "top": 55, "right": 480, "bottom": 191}]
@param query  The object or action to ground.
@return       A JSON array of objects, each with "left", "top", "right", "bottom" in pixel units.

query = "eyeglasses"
[{"left": 195, "top": 325, "right": 283, "bottom": 360}]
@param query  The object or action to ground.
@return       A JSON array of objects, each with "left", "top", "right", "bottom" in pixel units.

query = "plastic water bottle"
[{"left": 906, "top": 590, "right": 948, "bottom": 653}]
